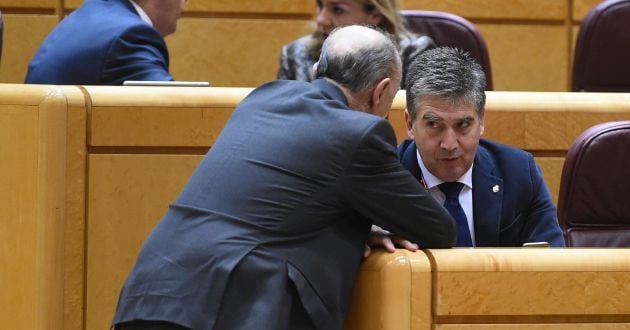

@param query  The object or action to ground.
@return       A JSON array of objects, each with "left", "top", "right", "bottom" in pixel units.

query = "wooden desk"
[
  {"left": 428, "top": 248, "right": 630, "bottom": 329},
  {"left": 3, "top": 84, "right": 630, "bottom": 329}
]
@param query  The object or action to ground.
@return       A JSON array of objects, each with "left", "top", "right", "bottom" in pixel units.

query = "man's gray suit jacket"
[{"left": 113, "top": 79, "right": 455, "bottom": 330}]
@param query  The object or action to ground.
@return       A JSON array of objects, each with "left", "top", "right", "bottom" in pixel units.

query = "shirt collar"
[
  {"left": 416, "top": 149, "right": 473, "bottom": 189},
  {"left": 129, "top": 0, "right": 153, "bottom": 27}
]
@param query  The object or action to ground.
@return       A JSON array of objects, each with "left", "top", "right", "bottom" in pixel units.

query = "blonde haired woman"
[{"left": 278, "top": 0, "right": 434, "bottom": 86}]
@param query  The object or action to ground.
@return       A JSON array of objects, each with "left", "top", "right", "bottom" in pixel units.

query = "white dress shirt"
[
  {"left": 416, "top": 150, "right": 476, "bottom": 246},
  {"left": 128, "top": 0, "right": 153, "bottom": 26}
]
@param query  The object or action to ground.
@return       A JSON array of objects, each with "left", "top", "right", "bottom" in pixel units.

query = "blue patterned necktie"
[{"left": 438, "top": 182, "right": 473, "bottom": 247}]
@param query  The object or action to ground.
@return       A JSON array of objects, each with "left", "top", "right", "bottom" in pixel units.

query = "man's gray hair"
[
  {"left": 405, "top": 47, "right": 486, "bottom": 120},
  {"left": 315, "top": 26, "right": 401, "bottom": 93}
]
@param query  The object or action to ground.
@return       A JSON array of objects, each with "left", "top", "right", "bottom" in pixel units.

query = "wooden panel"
[
  {"left": 0, "top": 85, "right": 69, "bottom": 330},
  {"left": 436, "top": 325, "right": 630, "bottom": 329},
  {"left": 64, "top": 0, "right": 314, "bottom": 13},
  {"left": 482, "top": 91, "right": 630, "bottom": 150},
  {"left": 478, "top": 24, "right": 569, "bottom": 91},
  {"left": 403, "top": 0, "right": 568, "bottom": 21},
  {"left": 59, "top": 86, "right": 89, "bottom": 330},
  {"left": 63, "top": 0, "right": 82, "bottom": 9},
  {"left": 0, "top": 14, "right": 59, "bottom": 83},
  {"left": 534, "top": 157, "right": 564, "bottom": 206},
  {"left": 167, "top": 18, "right": 313, "bottom": 87},
  {"left": 428, "top": 249, "right": 630, "bottom": 318},
  {"left": 0, "top": 105, "right": 39, "bottom": 330},
  {"left": 0, "top": 0, "right": 57, "bottom": 8},
  {"left": 85, "top": 154, "right": 203, "bottom": 330},
  {"left": 344, "top": 250, "right": 432, "bottom": 330},
  {"left": 571, "top": 25, "right": 579, "bottom": 74},
  {"left": 573, "top": 0, "right": 604, "bottom": 21},
  {"left": 88, "top": 88, "right": 630, "bottom": 149},
  {"left": 184, "top": 0, "right": 314, "bottom": 15},
  {"left": 86, "top": 86, "right": 252, "bottom": 146}
]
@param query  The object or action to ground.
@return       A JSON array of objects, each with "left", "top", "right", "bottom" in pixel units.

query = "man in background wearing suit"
[
  {"left": 399, "top": 47, "right": 564, "bottom": 247},
  {"left": 25, "top": 0, "right": 185, "bottom": 85},
  {"left": 112, "top": 25, "right": 455, "bottom": 330}
]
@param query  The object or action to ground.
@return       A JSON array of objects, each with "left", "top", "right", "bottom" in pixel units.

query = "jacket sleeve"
[
  {"left": 103, "top": 24, "right": 174, "bottom": 84},
  {"left": 340, "top": 119, "right": 456, "bottom": 248},
  {"left": 520, "top": 156, "right": 566, "bottom": 247}
]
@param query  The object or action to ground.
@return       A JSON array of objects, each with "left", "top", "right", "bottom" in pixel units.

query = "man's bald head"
[{"left": 315, "top": 25, "right": 401, "bottom": 94}]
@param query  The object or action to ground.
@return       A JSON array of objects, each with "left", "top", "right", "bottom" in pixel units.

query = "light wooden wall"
[{"left": 0, "top": 0, "right": 607, "bottom": 90}]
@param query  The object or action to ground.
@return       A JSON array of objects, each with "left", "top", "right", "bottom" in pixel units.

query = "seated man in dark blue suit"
[
  {"left": 398, "top": 47, "right": 565, "bottom": 247},
  {"left": 112, "top": 26, "right": 455, "bottom": 330},
  {"left": 25, "top": 0, "right": 185, "bottom": 85}
]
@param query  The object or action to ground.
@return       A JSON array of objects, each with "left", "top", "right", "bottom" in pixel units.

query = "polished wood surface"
[
  {"left": 428, "top": 249, "right": 630, "bottom": 325},
  {"left": 0, "top": 84, "right": 84, "bottom": 330},
  {"left": 86, "top": 154, "right": 202, "bottom": 329},
  {"left": 84, "top": 85, "right": 252, "bottom": 146},
  {"left": 344, "top": 250, "right": 432, "bottom": 330}
]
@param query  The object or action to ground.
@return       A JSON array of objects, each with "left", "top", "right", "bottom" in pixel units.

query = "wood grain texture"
[
  {"left": 183, "top": 0, "right": 314, "bottom": 15},
  {"left": 0, "top": 0, "right": 57, "bottom": 8},
  {"left": 403, "top": 0, "right": 568, "bottom": 20},
  {"left": 0, "top": 85, "right": 69, "bottom": 330},
  {"left": 478, "top": 24, "right": 569, "bottom": 91},
  {"left": 344, "top": 250, "right": 432, "bottom": 330},
  {"left": 0, "top": 14, "right": 59, "bottom": 84},
  {"left": 59, "top": 86, "right": 89, "bottom": 330},
  {"left": 428, "top": 249, "right": 630, "bottom": 317},
  {"left": 534, "top": 157, "right": 565, "bottom": 206},
  {"left": 167, "top": 18, "right": 313, "bottom": 87},
  {"left": 86, "top": 86, "right": 252, "bottom": 147},
  {"left": 85, "top": 154, "right": 203, "bottom": 330},
  {"left": 572, "top": 0, "right": 604, "bottom": 21}
]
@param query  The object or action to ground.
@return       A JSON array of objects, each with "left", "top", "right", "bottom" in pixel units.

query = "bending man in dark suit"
[
  {"left": 112, "top": 25, "right": 456, "bottom": 330},
  {"left": 399, "top": 47, "right": 564, "bottom": 247},
  {"left": 25, "top": 0, "right": 184, "bottom": 85}
]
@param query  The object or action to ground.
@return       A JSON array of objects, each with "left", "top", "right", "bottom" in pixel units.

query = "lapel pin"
[{"left": 492, "top": 185, "right": 500, "bottom": 193}]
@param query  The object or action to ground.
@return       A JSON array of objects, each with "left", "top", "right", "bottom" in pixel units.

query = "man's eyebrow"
[
  {"left": 458, "top": 116, "right": 475, "bottom": 124},
  {"left": 422, "top": 113, "right": 442, "bottom": 121}
]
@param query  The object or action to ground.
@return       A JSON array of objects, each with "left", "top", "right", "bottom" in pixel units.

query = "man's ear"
[
  {"left": 404, "top": 109, "right": 415, "bottom": 139},
  {"left": 371, "top": 77, "right": 391, "bottom": 107}
]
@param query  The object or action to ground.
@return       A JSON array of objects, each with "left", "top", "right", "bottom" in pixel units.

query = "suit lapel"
[
  {"left": 472, "top": 144, "right": 503, "bottom": 246},
  {"left": 398, "top": 140, "right": 423, "bottom": 183}
]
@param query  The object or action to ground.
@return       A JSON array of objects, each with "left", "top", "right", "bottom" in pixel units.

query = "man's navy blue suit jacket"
[
  {"left": 25, "top": 0, "right": 173, "bottom": 85},
  {"left": 398, "top": 138, "right": 565, "bottom": 247}
]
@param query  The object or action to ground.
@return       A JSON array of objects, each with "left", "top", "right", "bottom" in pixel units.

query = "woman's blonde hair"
[
  {"left": 365, "top": 0, "right": 407, "bottom": 37},
  {"left": 309, "top": 0, "right": 408, "bottom": 60}
]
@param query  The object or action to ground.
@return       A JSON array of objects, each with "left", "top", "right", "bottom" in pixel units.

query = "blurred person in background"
[
  {"left": 278, "top": 0, "right": 434, "bottom": 87},
  {"left": 25, "top": 0, "right": 186, "bottom": 85}
]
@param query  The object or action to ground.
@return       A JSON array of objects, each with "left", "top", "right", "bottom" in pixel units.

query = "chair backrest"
[
  {"left": 557, "top": 121, "right": 630, "bottom": 247},
  {"left": 572, "top": 0, "right": 630, "bottom": 92},
  {"left": 400, "top": 10, "right": 493, "bottom": 90}
]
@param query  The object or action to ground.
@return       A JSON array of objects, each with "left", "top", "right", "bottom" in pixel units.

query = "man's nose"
[{"left": 440, "top": 129, "right": 459, "bottom": 151}]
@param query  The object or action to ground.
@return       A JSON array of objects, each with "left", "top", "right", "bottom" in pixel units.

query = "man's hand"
[{"left": 364, "top": 226, "right": 419, "bottom": 258}]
